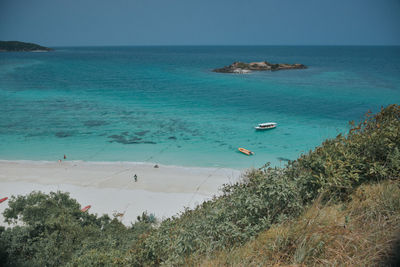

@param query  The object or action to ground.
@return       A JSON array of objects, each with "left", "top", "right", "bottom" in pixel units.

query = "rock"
[{"left": 213, "top": 61, "right": 307, "bottom": 73}]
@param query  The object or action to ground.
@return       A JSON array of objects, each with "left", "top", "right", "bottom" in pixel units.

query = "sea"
[{"left": 0, "top": 46, "right": 399, "bottom": 169}]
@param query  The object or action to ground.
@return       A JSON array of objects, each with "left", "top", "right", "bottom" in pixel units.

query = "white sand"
[{"left": 0, "top": 160, "right": 242, "bottom": 226}]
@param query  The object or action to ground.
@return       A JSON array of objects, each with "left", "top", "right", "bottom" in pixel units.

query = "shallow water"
[{"left": 1, "top": 46, "right": 399, "bottom": 168}]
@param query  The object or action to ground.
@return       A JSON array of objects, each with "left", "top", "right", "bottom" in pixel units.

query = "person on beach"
[
  {"left": 64, "top": 154, "right": 67, "bottom": 160},
  {"left": 134, "top": 174, "right": 138, "bottom": 182}
]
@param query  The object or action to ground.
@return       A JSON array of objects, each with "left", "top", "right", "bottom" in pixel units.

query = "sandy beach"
[{"left": 0, "top": 160, "right": 242, "bottom": 226}]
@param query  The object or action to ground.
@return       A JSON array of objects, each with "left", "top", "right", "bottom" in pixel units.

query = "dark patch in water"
[
  {"left": 154, "top": 130, "right": 167, "bottom": 136},
  {"left": 122, "top": 140, "right": 140, "bottom": 144},
  {"left": 122, "top": 110, "right": 135, "bottom": 115},
  {"left": 168, "top": 136, "right": 177, "bottom": 140},
  {"left": 177, "top": 145, "right": 182, "bottom": 148},
  {"left": 143, "top": 141, "right": 157, "bottom": 144},
  {"left": 108, "top": 135, "right": 139, "bottom": 144},
  {"left": 277, "top": 157, "right": 291, "bottom": 162},
  {"left": 190, "top": 130, "right": 200, "bottom": 136},
  {"left": 55, "top": 132, "right": 72, "bottom": 138},
  {"left": 121, "top": 131, "right": 129, "bottom": 136},
  {"left": 108, "top": 134, "right": 122, "bottom": 139},
  {"left": 108, "top": 134, "right": 156, "bottom": 145},
  {"left": 135, "top": 130, "right": 149, "bottom": 136},
  {"left": 284, "top": 133, "right": 291, "bottom": 135},
  {"left": 26, "top": 133, "right": 44, "bottom": 138},
  {"left": 83, "top": 120, "right": 108, "bottom": 127},
  {"left": 2, "top": 121, "right": 18, "bottom": 128}
]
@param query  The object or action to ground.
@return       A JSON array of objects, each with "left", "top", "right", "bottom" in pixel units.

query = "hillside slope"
[
  {"left": 194, "top": 180, "right": 400, "bottom": 266},
  {"left": 0, "top": 105, "right": 399, "bottom": 266},
  {"left": 125, "top": 104, "right": 400, "bottom": 266},
  {"left": 0, "top": 41, "right": 52, "bottom": 52}
]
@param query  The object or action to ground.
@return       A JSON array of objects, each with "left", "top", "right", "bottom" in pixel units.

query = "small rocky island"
[
  {"left": 213, "top": 61, "right": 307, "bottom": 73},
  {"left": 0, "top": 41, "right": 53, "bottom": 52}
]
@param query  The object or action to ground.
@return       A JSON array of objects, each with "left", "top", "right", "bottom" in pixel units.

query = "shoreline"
[
  {"left": 0, "top": 160, "right": 243, "bottom": 226},
  {"left": 0, "top": 159, "right": 243, "bottom": 171}
]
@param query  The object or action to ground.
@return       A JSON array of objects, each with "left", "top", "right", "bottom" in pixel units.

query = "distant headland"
[
  {"left": 213, "top": 61, "right": 307, "bottom": 73},
  {"left": 0, "top": 41, "right": 53, "bottom": 52}
]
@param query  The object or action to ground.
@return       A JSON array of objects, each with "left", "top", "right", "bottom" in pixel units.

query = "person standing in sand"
[{"left": 134, "top": 174, "right": 138, "bottom": 182}]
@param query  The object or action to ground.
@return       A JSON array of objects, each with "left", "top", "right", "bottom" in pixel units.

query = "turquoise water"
[{"left": 0, "top": 46, "right": 399, "bottom": 169}]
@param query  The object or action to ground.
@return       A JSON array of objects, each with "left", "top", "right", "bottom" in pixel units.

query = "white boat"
[{"left": 255, "top": 122, "right": 277, "bottom": 130}]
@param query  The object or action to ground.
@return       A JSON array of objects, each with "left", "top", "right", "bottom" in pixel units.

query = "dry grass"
[{"left": 191, "top": 180, "right": 400, "bottom": 267}]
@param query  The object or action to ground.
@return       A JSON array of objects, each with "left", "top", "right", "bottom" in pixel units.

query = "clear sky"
[{"left": 1, "top": 0, "right": 399, "bottom": 46}]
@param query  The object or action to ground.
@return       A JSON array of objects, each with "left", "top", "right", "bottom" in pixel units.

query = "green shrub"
[
  {"left": 0, "top": 191, "right": 155, "bottom": 266},
  {"left": 289, "top": 104, "right": 400, "bottom": 203}
]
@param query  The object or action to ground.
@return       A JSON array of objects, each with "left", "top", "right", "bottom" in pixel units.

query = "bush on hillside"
[
  {"left": 289, "top": 104, "right": 400, "bottom": 202},
  {"left": 195, "top": 180, "right": 400, "bottom": 266},
  {"left": 0, "top": 192, "right": 155, "bottom": 266}
]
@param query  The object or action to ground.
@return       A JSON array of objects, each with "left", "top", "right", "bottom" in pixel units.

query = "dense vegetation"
[
  {"left": 197, "top": 180, "right": 400, "bottom": 266},
  {"left": 0, "top": 41, "right": 52, "bottom": 52},
  {"left": 1, "top": 104, "right": 399, "bottom": 266}
]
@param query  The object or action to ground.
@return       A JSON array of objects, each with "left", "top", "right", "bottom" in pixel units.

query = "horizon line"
[{"left": 47, "top": 44, "right": 400, "bottom": 48}]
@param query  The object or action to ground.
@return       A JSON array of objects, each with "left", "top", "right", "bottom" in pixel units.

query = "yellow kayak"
[{"left": 238, "top": 147, "right": 254, "bottom": 155}]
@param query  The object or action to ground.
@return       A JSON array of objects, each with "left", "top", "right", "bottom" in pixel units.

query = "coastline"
[{"left": 0, "top": 160, "right": 242, "bottom": 226}]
